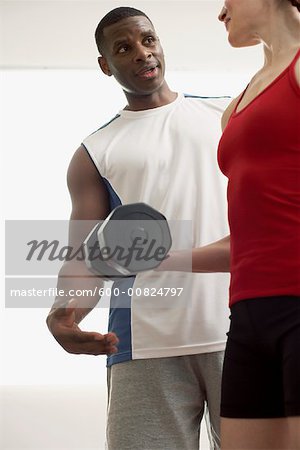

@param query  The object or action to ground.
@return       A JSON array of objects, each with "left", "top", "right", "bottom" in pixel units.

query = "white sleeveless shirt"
[{"left": 82, "top": 93, "right": 230, "bottom": 366}]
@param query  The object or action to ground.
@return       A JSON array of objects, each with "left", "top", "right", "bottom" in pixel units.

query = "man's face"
[{"left": 99, "top": 16, "right": 166, "bottom": 96}]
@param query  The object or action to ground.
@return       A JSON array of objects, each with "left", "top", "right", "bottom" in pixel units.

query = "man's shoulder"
[
  {"left": 83, "top": 114, "right": 122, "bottom": 146},
  {"left": 182, "top": 93, "right": 232, "bottom": 113}
]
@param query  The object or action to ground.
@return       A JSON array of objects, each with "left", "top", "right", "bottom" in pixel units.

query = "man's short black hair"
[{"left": 95, "top": 7, "right": 152, "bottom": 55}]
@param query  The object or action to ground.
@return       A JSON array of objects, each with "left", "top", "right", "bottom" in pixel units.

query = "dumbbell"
[{"left": 83, "top": 203, "right": 172, "bottom": 278}]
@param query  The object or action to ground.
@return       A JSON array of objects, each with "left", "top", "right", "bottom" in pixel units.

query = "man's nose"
[{"left": 133, "top": 44, "right": 152, "bottom": 62}]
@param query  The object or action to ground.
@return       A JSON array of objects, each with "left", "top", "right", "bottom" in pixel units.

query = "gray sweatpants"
[{"left": 106, "top": 352, "right": 224, "bottom": 450}]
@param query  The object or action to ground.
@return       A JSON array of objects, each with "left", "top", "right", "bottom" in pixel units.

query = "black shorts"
[{"left": 221, "top": 295, "right": 300, "bottom": 419}]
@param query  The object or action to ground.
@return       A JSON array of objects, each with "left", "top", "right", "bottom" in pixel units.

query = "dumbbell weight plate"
[
  {"left": 84, "top": 222, "right": 125, "bottom": 278},
  {"left": 98, "top": 203, "right": 172, "bottom": 275},
  {"left": 84, "top": 203, "right": 172, "bottom": 278}
]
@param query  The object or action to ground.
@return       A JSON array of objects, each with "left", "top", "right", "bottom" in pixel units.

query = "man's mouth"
[{"left": 136, "top": 65, "right": 159, "bottom": 79}]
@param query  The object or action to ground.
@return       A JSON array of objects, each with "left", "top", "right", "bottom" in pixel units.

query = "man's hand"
[{"left": 46, "top": 299, "right": 119, "bottom": 356}]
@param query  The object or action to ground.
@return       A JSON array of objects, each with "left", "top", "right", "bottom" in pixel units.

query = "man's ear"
[{"left": 98, "top": 56, "right": 112, "bottom": 76}]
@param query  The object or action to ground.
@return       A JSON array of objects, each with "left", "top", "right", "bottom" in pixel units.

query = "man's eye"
[
  {"left": 145, "top": 36, "right": 155, "bottom": 44},
  {"left": 118, "top": 45, "right": 129, "bottom": 54}
]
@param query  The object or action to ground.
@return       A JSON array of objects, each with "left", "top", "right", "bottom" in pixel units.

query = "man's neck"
[{"left": 124, "top": 83, "right": 178, "bottom": 111}]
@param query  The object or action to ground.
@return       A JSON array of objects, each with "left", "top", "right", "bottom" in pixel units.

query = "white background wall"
[{"left": 1, "top": 1, "right": 262, "bottom": 448}]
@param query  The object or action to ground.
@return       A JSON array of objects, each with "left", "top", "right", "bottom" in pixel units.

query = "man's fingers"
[
  {"left": 72, "top": 330, "right": 105, "bottom": 343},
  {"left": 104, "top": 332, "right": 119, "bottom": 345},
  {"left": 48, "top": 302, "right": 119, "bottom": 355},
  {"left": 70, "top": 344, "right": 118, "bottom": 356},
  {"left": 71, "top": 332, "right": 119, "bottom": 355},
  {"left": 63, "top": 335, "right": 118, "bottom": 355}
]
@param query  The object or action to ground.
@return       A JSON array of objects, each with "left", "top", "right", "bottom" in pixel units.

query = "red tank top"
[{"left": 218, "top": 49, "right": 300, "bottom": 307}]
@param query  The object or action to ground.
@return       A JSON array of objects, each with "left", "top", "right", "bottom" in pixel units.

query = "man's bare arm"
[{"left": 46, "top": 145, "right": 119, "bottom": 355}]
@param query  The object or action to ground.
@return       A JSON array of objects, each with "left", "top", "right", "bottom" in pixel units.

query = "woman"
[
  {"left": 217, "top": 0, "right": 300, "bottom": 448},
  {"left": 162, "top": 1, "right": 300, "bottom": 447}
]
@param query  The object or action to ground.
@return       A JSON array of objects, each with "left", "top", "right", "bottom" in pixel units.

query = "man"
[{"left": 46, "top": 7, "right": 230, "bottom": 450}]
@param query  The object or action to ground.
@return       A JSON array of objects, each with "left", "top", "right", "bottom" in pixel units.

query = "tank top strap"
[
  {"left": 290, "top": 47, "right": 300, "bottom": 70},
  {"left": 232, "top": 84, "right": 249, "bottom": 115},
  {"left": 289, "top": 48, "right": 300, "bottom": 94}
]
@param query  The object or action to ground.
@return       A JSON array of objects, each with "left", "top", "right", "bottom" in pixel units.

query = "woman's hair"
[{"left": 288, "top": 0, "right": 300, "bottom": 12}]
